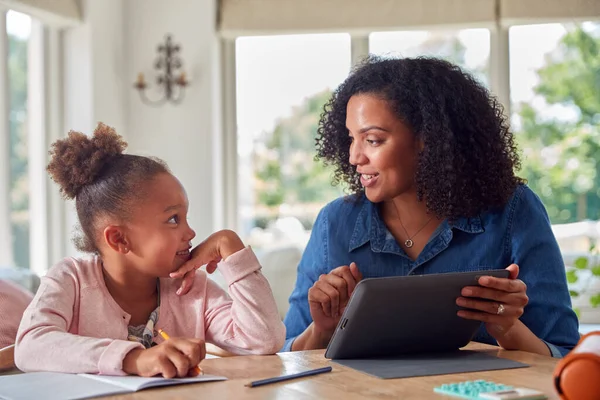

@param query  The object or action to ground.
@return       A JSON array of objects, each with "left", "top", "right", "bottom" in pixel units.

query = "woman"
[{"left": 175, "top": 56, "right": 579, "bottom": 357}]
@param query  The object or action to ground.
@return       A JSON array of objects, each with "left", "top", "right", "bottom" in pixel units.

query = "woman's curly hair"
[{"left": 315, "top": 55, "right": 525, "bottom": 220}]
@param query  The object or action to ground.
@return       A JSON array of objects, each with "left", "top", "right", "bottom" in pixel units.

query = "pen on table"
[
  {"left": 157, "top": 328, "right": 203, "bottom": 376},
  {"left": 244, "top": 366, "right": 333, "bottom": 388}
]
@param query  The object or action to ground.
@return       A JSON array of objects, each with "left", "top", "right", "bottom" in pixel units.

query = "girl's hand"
[
  {"left": 123, "top": 338, "right": 205, "bottom": 378},
  {"left": 308, "top": 263, "right": 363, "bottom": 335},
  {"left": 456, "top": 264, "right": 529, "bottom": 342},
  {"left": 170, "top": 230, "right": 245, "bottom": 295}
]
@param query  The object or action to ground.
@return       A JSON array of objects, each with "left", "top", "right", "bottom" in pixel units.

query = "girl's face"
[
  {"left": 346, "top": 93, "right": 420, "bottom": 203},
  {"left": 122, "top": 173, "right": 196, "bottom": 277}
]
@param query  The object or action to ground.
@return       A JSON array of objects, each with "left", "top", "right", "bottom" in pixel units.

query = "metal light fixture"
[{"left": 133, "top": 34, "right": 188, "bottom": 106}]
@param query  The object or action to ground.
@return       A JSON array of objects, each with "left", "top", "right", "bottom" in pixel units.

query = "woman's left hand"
[{"left": 456, "top": 264, "right": 529, "bottom": 341}]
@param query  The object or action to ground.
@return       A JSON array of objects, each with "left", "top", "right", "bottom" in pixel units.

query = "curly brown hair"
[
  {"left": 316, "top": 56, "right": 525, "bottom": 219},
  {"left": 47, "top": 123, "right": 169, "bottom": 253}
]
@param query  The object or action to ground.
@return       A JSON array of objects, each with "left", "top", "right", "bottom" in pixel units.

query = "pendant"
[{"left": 404, "top": 239, "right": 414, "bottom": 248}]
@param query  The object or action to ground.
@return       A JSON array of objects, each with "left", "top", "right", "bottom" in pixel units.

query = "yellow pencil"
[{"left": 157, "top": 328, "right": 203, "bottom": 376}]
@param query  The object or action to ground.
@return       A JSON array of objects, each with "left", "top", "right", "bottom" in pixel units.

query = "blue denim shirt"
[{"left": 282, "top": 185, "right": 580, "bottom": 357}]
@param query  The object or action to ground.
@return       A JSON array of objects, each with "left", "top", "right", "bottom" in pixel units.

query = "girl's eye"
[{"left": 168, "top": 215, "right": 180, "bottom": 224}]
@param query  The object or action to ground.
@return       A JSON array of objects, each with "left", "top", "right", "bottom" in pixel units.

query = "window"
[
  {"left": 369, "top": 29, "right": 491, "bottom": 86},
  {"left": 510, "top": 22, "right": 600, "bottom": 251},
  {"left": 510, "top": 22, "right": 600, "bottom": 322},
  {"left": 7, "top": 10, "right": 31, "bottom": 269},
  {"left": 235, "top": 34, "right": 351, "bottom": 251}
]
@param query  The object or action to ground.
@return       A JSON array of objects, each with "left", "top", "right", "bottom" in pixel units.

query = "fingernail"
[
  {"left": 176, "top": 288, "right": 182, "bottom": 295},
  {"left": 463, "top": 289, "right": 473, "bottom": 296},
  {"left": 457, "top": 311, "right": 466, "bottom": 317},
  {"left": 456, "top": 297, "right": 466, "bottom": 306},
  {"left": 480, "top": 277, "right": 490, "bottom": 285}
]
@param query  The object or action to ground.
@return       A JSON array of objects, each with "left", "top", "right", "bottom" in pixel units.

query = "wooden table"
[{"left": 105, "top": 343, "right": 560, "bottom": 399}]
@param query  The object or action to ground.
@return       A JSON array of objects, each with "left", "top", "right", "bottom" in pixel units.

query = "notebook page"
[
  {"left": 79, "top": 373, "right": 227, "bottom": 391},
  {"left": 0, "top": 372, "right": 128, "bottom": 400}
]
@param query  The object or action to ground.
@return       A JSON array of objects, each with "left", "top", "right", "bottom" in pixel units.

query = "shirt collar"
[{"left": 348, "top": 198, "right": 484, "bottom": 252}]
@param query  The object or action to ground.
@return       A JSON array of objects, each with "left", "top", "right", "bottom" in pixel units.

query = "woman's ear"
[{"left": 103, "top": 225, "right": 130, "bottom": 254}]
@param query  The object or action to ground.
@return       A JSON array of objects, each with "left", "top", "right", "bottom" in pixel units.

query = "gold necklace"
[{"left": 392, "top": 204, "right": 433, "bottom": 248}]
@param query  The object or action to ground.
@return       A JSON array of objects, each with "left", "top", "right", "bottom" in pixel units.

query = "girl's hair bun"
[{"left": 47, "top": 122, "right": 127, "bottom": 199}]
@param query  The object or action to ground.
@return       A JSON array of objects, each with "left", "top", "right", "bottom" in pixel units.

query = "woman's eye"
[
  {"left": 168, "top": 215, "right": 180, "bottom": 224},
  {"left": 367, "top": 139, "right": 381, "bottom": 146}
]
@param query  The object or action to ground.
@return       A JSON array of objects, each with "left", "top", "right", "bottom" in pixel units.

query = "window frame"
[{"left": 0, "top": 8, "right": 66, "bottom": 274}]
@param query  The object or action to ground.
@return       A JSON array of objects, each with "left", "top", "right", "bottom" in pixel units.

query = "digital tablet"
[{"left": 324, "top": 269, "right": 510, "bottom": 359}]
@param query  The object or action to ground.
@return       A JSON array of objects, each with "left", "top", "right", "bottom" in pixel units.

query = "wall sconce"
[{"left": 133, "top": 34, "right": 188, "bottom": 106}]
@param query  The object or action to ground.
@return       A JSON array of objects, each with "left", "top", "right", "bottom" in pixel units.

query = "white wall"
[
  {"left": 59, "top": 0, "right": 222, "bottom": 260},
  {"left": 124, "top": 0, "right": 222, "bottom": 242},
  {"left": 61, "top": 0, "right": 126, "bottom": 258}
]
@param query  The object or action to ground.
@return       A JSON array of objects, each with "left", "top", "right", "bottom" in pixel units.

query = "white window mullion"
[
  {"left": 27, "top": 18, "right": 48, "bottom": 274},
  {"left": 489, "top": 23, "right": 511, "bottom": 118},
  {"left": 0, "top": 10, "right": 14, "bottom": 268},
  {"left": 351, "top": 35, "right": 369, "bottom": 67},
  {"left": 221, "top": 38, "right": 238, "bottom": 231},
  {"left": 45, "top": 26, "right": 65, "bottom": 267}
]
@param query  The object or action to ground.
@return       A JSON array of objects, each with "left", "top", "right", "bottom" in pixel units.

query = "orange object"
[
  {"left": 554, "top": 331, "right": 600, "bottom": 400},
  {"left": 157, "top": 329, "right": 203, "bottom": 376}
]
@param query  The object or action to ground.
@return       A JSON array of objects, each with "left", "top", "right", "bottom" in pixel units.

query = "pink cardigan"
[
  {"left": 15, "top": 247, "right": 285, "bottom": 375},
  {"left": 0, "top": 279, "right": 33, "bottom": 349}
]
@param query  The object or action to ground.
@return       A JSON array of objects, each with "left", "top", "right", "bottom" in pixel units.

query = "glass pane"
[
  {"left": 369, "top": 29, "right": 490, "bottom": 86},
  {"left": 7, "top": 10, "right": 31, "bottom": 269},
  {"left": 510, "top": 22, "right": 600, "bottom": 236},
  {"left": 510, "top": 22, "right": 600, "bottom": 321},
  {"left": 236, "top": 34, "right": 351, "bottom": 251}
]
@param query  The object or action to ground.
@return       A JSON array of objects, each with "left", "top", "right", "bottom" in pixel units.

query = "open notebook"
[{"left": 0, "top": 371, "right": 226, "bottom": 400}]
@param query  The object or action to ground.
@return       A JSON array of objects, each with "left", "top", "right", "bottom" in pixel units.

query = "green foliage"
[
  {"left": 516, "top": 24, "right": 600, "bottom": 224},
  {"left": 571, "top": 243, "right": 600, "bottom": 309},
  {"left": 566, "top": 269, "right": 579, "bottom": 284},
  {"left": 575, "top": 257, "right": 589, "bottom": 269},
  {"left": 592, "top": 294, "right": 600, "bottom": 308},
  {"left": 252, "top": 89, "right": 344, "bottom": 214}
]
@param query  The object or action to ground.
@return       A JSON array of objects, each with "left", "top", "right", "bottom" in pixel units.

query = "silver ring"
[{"left": 496, "top": 303, "right": 505, "bottom": 315}]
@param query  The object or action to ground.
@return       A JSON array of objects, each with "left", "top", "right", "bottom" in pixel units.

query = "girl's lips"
[{"left": 176, "top": 249, "right": 191, "bottom": 259}]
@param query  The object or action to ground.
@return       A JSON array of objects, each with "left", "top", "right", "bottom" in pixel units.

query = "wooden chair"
[{"left": 0, "top": 344, "right": 16, "bottom": 372}]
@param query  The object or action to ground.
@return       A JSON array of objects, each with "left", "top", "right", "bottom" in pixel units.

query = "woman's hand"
[
  {"left": 123, "top": 338, "right": 206, "bottom": 378},
  {"left": 308, "top": 263, "right": 363, "bottom": 335},
  {"left": 456, "top": 264, "right": 529, "bottom": 342},
  {"left": 170, "top": 230, "right": 245, "bottom": 295}
]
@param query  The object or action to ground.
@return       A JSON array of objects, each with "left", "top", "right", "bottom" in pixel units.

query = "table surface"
[{"left": 99, "top": 342, "right": 560, "bottom": 400}]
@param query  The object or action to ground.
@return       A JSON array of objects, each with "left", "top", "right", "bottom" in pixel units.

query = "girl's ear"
[{"left": 103, "top": 225, "right": 130, "bottom": 254}]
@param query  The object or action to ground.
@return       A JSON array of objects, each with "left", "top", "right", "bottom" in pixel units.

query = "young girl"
[
  {"left": 15, "top": 123, "right": 285, "bottom": 377},
  {"left": 0, "top": 279, "right": 33, "bottom": 349}
]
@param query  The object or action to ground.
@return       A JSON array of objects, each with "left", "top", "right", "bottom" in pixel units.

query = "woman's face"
[{"left": 346, "top": 93, "right": 420, "bottom": 203}]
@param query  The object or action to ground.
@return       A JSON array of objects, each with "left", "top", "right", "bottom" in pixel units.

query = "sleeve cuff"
[
  {"left": 219, "top": 246, "right": 262, "bottom": 285},
  {"left": 542, "top": 339, "right": 565, "bottom": 358},
  {"left": 280, "top": 336, "right": 296, "bottom": 353},
  {"left": 98, "top": 340, "right": 145, "bottom": 375}
]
